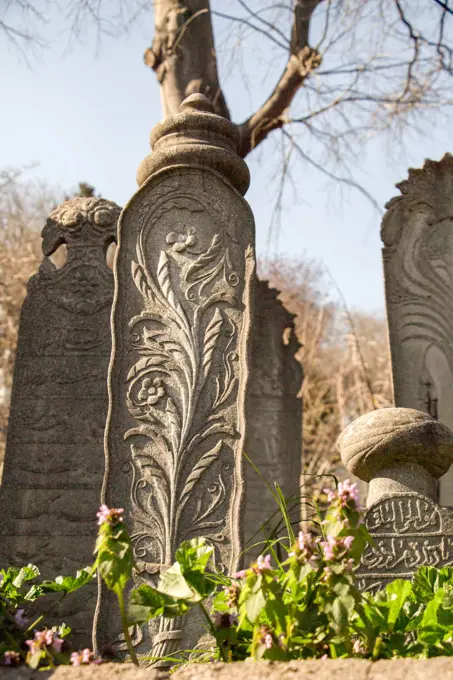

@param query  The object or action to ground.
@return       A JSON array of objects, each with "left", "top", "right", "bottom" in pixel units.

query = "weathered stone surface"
[
  {"left": 245, "top": 281, "right": 302, "bottom": 556},
  {"left": 338, "top": 407, "right": 453, "bottom": 590},
  {"left": 95, "top": 95, "right": 255, "bottom": 658},
  {"left": 4, "top": 659, "right": 453, "bottom": 680},
  {"left": 381, "top": 154, "right": 453, "bottom": 505},
  {"left": 0, "top": 197, "right": 120, "bottom": 646}
]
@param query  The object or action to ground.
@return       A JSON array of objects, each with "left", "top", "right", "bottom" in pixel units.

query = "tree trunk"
[{"left": 145, "top": 0, "right": 230, "bottom": 119}]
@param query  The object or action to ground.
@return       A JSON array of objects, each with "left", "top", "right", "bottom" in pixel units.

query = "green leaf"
[
  {"left": 12, "top": 565, "right": 40, "bottom": 589},
  {"left": 128, "top": 584, "right": 189, "bottom": 624},
  {"left": 158, "top": 563, "right": 197, "bottom": 601},
  {"left": 384, "top": 580, "right": 412, "bottom": 630},
  {"left": 175, "top": 538, "right": 213, "bottom": 575},
  {"left": 39, "top": 567, "right": 95, "bottom": 594},
  {"left": 244, "top": 587, "right": 266, "bottom": 624}
]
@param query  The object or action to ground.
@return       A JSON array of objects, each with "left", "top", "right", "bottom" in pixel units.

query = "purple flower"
[
  {"left": 343, "top": 535, "right": 355, "bottom": 550},
  {"left": 338, "top": 480, "right": 360, "bottom": 509},
  {"left": 264, "top": 633, "right": 273, "bottom": 649},
  {"left": 3, "top": 650, "right": 21, "bottom": 666},
  {"left": 321, "top": 537, "right": 336, "bottom": 561},
  {"left": 234, "top": 569, "right": 247, "bottom": 579},
  {"left": 52, "top": 637, "right": 64, "bottom": 653},
  {"left": 256, "top": 554, "right": 272, "bottom": 572},
  {"left": 13, "top": 609, "right": 28, "bottom": 629},
  {"left": 96, "top": 504, "right": 124, "bottom": 527},
  {"left": 70, "top": 648, "right": 95, "bottom": 666}
]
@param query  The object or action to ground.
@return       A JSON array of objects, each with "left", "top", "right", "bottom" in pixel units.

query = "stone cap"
[
  {"left": 136, "top": 94, "right": 250, "bottom": 195},
  {"left": 337, "top": 407, "right": 453, "bottom": 482},
  {"left": 42, "top": 197, "right": 120, "bottom": 255}
]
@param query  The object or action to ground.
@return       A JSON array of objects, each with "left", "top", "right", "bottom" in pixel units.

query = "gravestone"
[
  {"left": 337, "top": 407, "right": 453, "bottom": 591},
  {"left": 0, "top": 197, "right": 120, "bottom": 646},
  {"left": 94, "top": 94, "right": 255, "bottom": 659},
  {"left": 381, "top": 154, "right": 453, "bottom": 505},
  {"left": 245, "top": 280, "right": 302, "bottom": 554}
]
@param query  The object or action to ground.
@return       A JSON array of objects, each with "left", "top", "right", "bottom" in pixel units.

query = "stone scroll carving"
[
  {"left": 95, "top": 95, "right": 255, "bottom": 658},
  {"left": 381, "top": 154, "right": 453, "bottom": 505},
  {"left": 245, "top": 281, "right": 302, "bottom": 555},
  {"left": 0, "top": 197, "right": 120, "bottom": 647},
  {"left": 337, "top": 407, "right": 453, "bottom": 592}
]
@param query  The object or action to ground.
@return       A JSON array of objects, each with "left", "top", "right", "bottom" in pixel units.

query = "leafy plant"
[
  {"left": 0, "top": 562, "right": 95, "bottom": 669},
  {"left": 123, "top": 480, "right": 453, "bottom": 664}
]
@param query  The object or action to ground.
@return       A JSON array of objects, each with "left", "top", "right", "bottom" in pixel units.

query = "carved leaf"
[
  {"left": 166, "top": 398, "right": 181, "bottom": 451},
  {"left": 131, "top": 261, "right": 151, "bottom": 299},
  {"left": 185, "top": 234, "right": 222, "bottom": 282},
  {"left": 202, "top": 308, "right": 223, "bottom": 381},
  {"left": 180, "top": 441, "right": 222, "bottom": 503},
  {"left": 157, "top": 251, "right": 188, "bottom": 329},
  {"left": 126, "top": 356, "right": 167, "bottom": 382}
]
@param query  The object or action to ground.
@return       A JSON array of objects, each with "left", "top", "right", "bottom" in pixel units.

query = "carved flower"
[
  {"left": 166, "top": 227, "right": 197, "bottom": 252},
  {"left": 72, "top": 270, "right": 100, "bottom": 297},
  {"left": 138, "top": 377, "right": 165, "bottom": 405}
]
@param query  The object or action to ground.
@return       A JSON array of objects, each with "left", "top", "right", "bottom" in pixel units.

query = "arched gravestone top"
[
  {"left": 0, "top": 196, "right": 120, "bottom": 647},
  {"left": 338, "top": 407, "right": 453, "bottom": 592},
  {"left": 95, "top": 94, "right": 255, "bottom": 660},
  {"left": 381, "top": 153, "right": 453, "bottom": 505}
]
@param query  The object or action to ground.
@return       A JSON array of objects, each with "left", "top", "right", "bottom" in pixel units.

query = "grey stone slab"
[
  {"left": 0, "top": 197, "right": 121, "bottom": 647},
  {"left": 245, "top": 282, "right": 302, "bottom": 556},
  {"left": 381, "top": 154, "right": 453, "bottom": 505},
  {"left": 95, "top": 95, "right": 255, "bottom": 659}
]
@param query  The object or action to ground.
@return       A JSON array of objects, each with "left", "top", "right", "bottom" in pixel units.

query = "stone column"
[
  {"left": 337, "top": 407, "right": 453, "bottom": 591},
  {"left": 245, "top": 280, "right": 302, "bottom": 555},
  {"left": 95, "top": 94, "right": 255, "bottom": 657},
  {"left": 0, "top": 198, "right": 120, "bottom": 647},
  {"left": 381, "top": 154, "right": 453, "bottom": 505}
]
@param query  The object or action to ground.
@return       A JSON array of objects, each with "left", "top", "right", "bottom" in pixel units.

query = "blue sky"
[{"left": 0, "top": 3, "right": 451, "bottom": 314}]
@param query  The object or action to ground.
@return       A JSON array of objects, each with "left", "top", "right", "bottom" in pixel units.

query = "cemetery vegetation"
[{"left": 2, "top": 479, "right": 453, "bottom": 668}]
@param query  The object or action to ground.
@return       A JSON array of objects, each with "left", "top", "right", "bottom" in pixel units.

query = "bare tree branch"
[{"left": 237, "top": 0, "right": 324, "bottom": 157}]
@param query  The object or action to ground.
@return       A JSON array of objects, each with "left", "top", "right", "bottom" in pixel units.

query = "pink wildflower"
[
  {"left": 70, "top": 648, "right": 95, "bottom": 666},
  {"left": 353, "top": 639, "right": 367, "bottom": 655},
  {"left": 3, "top": 650, "right": 21, "bottom": 666},
  {"left": 264, "top": 633, "right": 273, "bottom": 649},
  {"left": 321, "top": 536, "right": 336, "bottom": 561},
  {"left": 343, "top": 535, "right": 355, "bottom": 550},
  {"left": 234, "top": 569, "right": 247, "bottom": 579},
  {"left": 52, "top": 637, "right": 64, "bottom": 653},
  {"left": 338, "top": 480, "right": 360, "bottom": 509},
  {"left": 96, "top": 504, "right": 124, "bottom": 526},
  {"left": 256, "top": 554, "right": 272, "bottom": 572}
]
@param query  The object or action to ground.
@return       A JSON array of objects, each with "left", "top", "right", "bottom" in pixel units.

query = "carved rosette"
[{"left": 95, "top": 95, "right": 255, "bottom": 659}]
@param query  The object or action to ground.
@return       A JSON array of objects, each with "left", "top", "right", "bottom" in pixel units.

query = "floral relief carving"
[{"left": 123, "top": 190, "right": 245, "bottom": 584}]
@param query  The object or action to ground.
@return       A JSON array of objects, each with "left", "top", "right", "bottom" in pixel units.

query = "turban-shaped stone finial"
[{"left": 337, "top": 407, "right": 453, "bottom": 507}]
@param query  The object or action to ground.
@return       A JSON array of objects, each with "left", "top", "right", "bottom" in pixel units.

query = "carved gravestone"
[
  {"left": 337, "top": 407, "right": 453, "bottom": 591},
  {"left": 0, "top": 198, "right": 120, "bottom": 646},
  {"left": 381, "top": 154, "right": 453, "bottom": 505},
  {"left": 245, "top": 280, "right": 302, "bottom": 554},
  {"left": 94, "top": 95, "right": 255, "bottom": 658}
]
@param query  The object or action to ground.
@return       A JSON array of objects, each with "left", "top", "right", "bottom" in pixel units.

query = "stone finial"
[
  {"left": 337, "top": 407, "right": 453, "bottom": 507},
  {"left": 136, "top": 93, "right": 250, "bottom": 195},
  {"left": 42, "top": 197, "right": 120, "bottom": 256}
]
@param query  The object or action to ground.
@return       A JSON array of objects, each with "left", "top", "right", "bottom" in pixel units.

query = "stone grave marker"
[
  {"left": 337, "top": 407, "right": 453, "bottom": 592},
  {"left": 245, "top": 280, "right": 302, "bottom": 554},
  {"left": 0, "top": 197, "right": 120, "bottom": 646},
  {"left": 94, "top": 94, "right": 255, "bottom": 658},
  {"left": 381, "top": 154, "right": 453, "bottom": 505}
]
